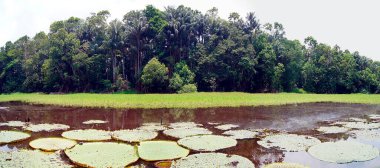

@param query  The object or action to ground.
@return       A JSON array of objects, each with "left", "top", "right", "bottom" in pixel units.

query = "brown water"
[{"left": 1, "top": 102, "right": 380, "bottom": 168}]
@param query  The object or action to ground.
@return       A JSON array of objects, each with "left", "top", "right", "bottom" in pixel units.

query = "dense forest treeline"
[{"left": 1, "top": 5, "right": 379, "bottom": 94}]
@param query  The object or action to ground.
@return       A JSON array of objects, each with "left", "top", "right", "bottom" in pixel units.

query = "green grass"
[{"left": 0, "top": 92, "right": 379, "bottom": 109}]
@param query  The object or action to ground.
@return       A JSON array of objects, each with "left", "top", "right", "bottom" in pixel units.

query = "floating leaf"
[
  {"left": 207, "top": 122, "right": 220, "bottom": 125},
  {"left": 308, "top": 141, "right": 379, "bottom": 163},
  {"left": 62, "top": 129, "right": 111, "bottom": 141},
  {"left": 163, "top": 127, "right": 212, "bottom": 139},
  {"left": 112, "top": 129, "right": 158, "bottom": 142},
  {"left": 65, "top": 142, "right": 138, "bottom": 167},
  {"left": 23, "top": 123, "right": 70, "bottom": 132},
  {"left": 215, "top": 124, "right": 239, "bottom": 130},
  {"left": 316, "top": 126, "right": 349, "bottom": 134},
  {"left": 257, "top": 134, "right": 321, "bottom": 152},
  {"left": 348, "top": 117, "right": 367, "bottom": 122},
  {"left": 0, "top": 130, "right": 30, "bottom": 144},
  {"left": 138, "top": 141, "right": 189, "bottom": 161},
  {"left": 29, "top": 137, "right": 77, "bottom": 151},
  {"left": 339, "top": 121, "right": 380, "bottom": 129},
  {"left": 264, "top": 162, "right": 309, "bottom": 168},
  {"left": 138, "top": 123, "right": 168, "bottom": 131},
  {"left": 178, "top": 135, "right": 237, "bottom": 152},
  {"left": 368, "top": 114, "right": 380, "bottom": 120},
  {"left": 222, "top": 130, "right": 259, "bottom": 139},
  {"left": 82, "top": 120, "right": 108, "bottom": 124},
  {"left": 169, "top": 122, "right": 202, "bottom": 129},
  {"left": 0, "top": 150, "right": 71, "bottom": 168},
  {"left": 0, "top": 121, "right": 27, "bottom": 127},
  {"left": 171, "top": 152, "right": 255, "bottom": 168},
  {"left": 350, "top": 129, "right": 380, "bottom": 141}
]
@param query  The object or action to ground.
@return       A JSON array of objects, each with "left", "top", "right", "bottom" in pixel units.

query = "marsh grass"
[{"left": 0, "top": 92, "right": 379, "bottom": 109}]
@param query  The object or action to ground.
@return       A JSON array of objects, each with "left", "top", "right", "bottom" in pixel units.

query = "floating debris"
[
  {"left": 163, "top": 127, "right": 212, "bottom": 139},
  {"left": 0, "top": 130, "right": 30, "bottom": 144},
  {"left": 264, "top": 162, "right": 309, "bottom": 168},
  {"left": 257, "top": 134, "right": 321, "bottom": 152},
  {"left": 29, "top": 137, "right": 77, "bottom": 151},
  {"left": 178, "top": 135, "right": 237, "bottom": 152},
  {"left": 222, "top": 130, "right": 259, "bottom": 139},
  {"left": 138, "top": 123, "right": 168, "bottom": 131},
  {"left": 112, "top": 129, "right": 158, "bottom": 142},
  {"left": 62, "top": 129, "right": 111, "bottom": 141},
  {"left": 65, "top": 142, "right": 138, "bottom": 167},
  {"left": 0, "top": 121, "right": 27, "bottom": 127},
  {"left": 23, "top": 123, "right": 70, "bottom": 132},
  {"left": 169, "top": 122, "right": 202, "bottom": 129},
  {"left": 316, "top": 126, "right": 349, "bottom": 134},
  {"left": 138, "top": 141, "right": 189, "bottom": 161},
  {"left": 170, "top": 152, "right": 255, "bottom": 168},
  {"left": 308, "top": 141, "right": 379, "bottom": 163},
  {"left": 82, "top": 120, "right": 108, "bottom": 124},
  {"left": 350, "top": 129, "right": 380, "bottom": 141},
  {"left": 215, "top": 124, "right": 239, "bottom": 131},
  {"left": 0, "top": 150, "right": 71, "bottom": 168}
]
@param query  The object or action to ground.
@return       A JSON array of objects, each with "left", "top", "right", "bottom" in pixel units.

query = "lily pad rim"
[{"left": 29, "top": 136, "right": 77, "bottom": 152}]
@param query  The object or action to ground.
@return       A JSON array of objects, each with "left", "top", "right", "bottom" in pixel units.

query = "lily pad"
[
  {"left": 348, "top": 117, "right": 367, "bottom": 122},
  {"left": 163, "top": 127, "right": 212, "bottom": 139},
  {"left": 350, "top": 129, "right": 380, "bottom": 140},
  {"left": 65, "top": 142, "right": 138, "bottom": 167},
  {"left": 316, "top": 126, "right": 349, "bottom": 134},
  {"left": 215, "top": 124, "right": 239, "bottom": 130},
  {"left": 257, "top": 134, "right": 321, "bottom": 152},
  {"left": 29, "top": 137, "right": 77, "bottom": 151},
  {"left": 24, "top": 123, "right": 70, "bottom": 132},
  {"left": 0, "top": 121, "right": 27, "bottom": 127},
  {"left": 178, "top": 135, "right": 237, "bottom": 152},
  {"left": 207, "top": 122, "right": 220, "bottom": 125},
  {"left": 82, "top": 120, "right": 108, "bottom": 124},
  {"left": 222, "top": 130, "right": 259, "bottom": 139},
  {"left": 343, "top": 122, "right": 380, "bottom": 129},
  {"left": 0, "top": 150, "right": 71, "bottom": 168},
  {"left": 0, "top": 130, "right": 30, "bottom": 144},
  {"left": 308, "top": 141, "right": 379, "bottom": 163},
  {"left": 112, "top": 129, "right": 158, "bottom": 142},
  {"left": 264, "top": 162, "right": 309, "bottom": 168},
  {"left": 368, "top": 114, "right": 380, "bottom": 120},
  {"left": 138, "top": 123, "right": 168, "bottom": 131},
  {"left": 169, "top": 122, "right": 202, "bottom": 129},
  {"left": 170, "top": 153, "right": 255, "bottom": 168},
  {"left": 138, "top": 141, "right": 189, "bottom": 161},
  {"left": 62, "top": 129, "right": 111, "bottom": 141}
]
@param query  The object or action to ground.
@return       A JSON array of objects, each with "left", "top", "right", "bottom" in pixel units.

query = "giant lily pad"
[
  {"left": 29, "top": 137, "right": 77, "bottom": 151},
  {"left": 264, "top": 162, "right": 309, "bottom": 168},
  {"left": 0, "top": 150, "right": 71, "bottom": 168},
  {"left": 138, "top": 141, "right": 189, "bottom": 161},
  {"left": 222, "top": 130, "right": 259, "bottom": 139},
  {"left": 24, "top": 123, "right": 70, "bottom": 132},
  {"left": 170, "top": 152, "right": 255, "bottom": 168},
  {"left": 178, "top": 135, "right": 237, "bottom": 152},
  {"left": 112, "top": 129, "right": 158, "bottom": 142},
  {"left": 257, "top": 134, "right": 321, "bottom": 152},
  {"left": 82, "top": 120, "right": 108, "bottom": 124},
  {"left": 368, "top": 114, "right": 380, "bottom": 120},
  {"left": 0, "top": 121, "right": 27, "bottom": 127},
  {"left": 62, "top": 129, "right": 111, "bottom": 141},
  {"left": 163, "top": 127, "right": 212, "bottom": 139},
  {"left": 331, "top": 121, "right": 380, "bottom": 130},
  {"left": 308, "top": 141, "right": 379, "bottom": 163},
  {"left": 0, "top": 130, "right": 30, "bottom": 144},
  {"left": 169, "top": 122, "right": 202, "bottom": 129},
  {"left": 65, "top": 142, "right": 138, "bottom": 167},
  {"left": 350, "top": 129, "right": 380, "bottom": 140},
  {"left": 316, "top": 126, "right": 349, "bottom": 134},
  {"left": 138, "top": 123, "right": 168, "bottom": 131},
  {"left": 215, "top": 124, "right": 239, "bottom": 130}
]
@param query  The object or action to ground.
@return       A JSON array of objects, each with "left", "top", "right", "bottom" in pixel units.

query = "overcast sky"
[{"left": 0, "top": 0, "right": 379, "bottom": 60}]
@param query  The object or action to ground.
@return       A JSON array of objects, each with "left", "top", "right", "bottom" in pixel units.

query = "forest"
[{"left": 0, "top": 5, "right": 379, "bottom": 94}]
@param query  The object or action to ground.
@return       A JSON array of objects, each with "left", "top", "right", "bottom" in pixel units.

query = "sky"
[{"left": 0, "top": 0, "right": 379, "bottom": 60}]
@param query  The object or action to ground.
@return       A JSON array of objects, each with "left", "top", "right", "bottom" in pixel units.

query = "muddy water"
[{"left": 1, "top": 102, "right": 380, "bottom": 168}]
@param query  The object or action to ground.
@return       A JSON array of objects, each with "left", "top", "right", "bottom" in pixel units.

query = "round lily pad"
[
  {"left": 29, "top": 137, "right": 77, "bottom": 151},
  {"left": 368, "top": 114, "right": 380, "bottom": 120},
  {"left": 348, "top": 117, "right": 367, "bottom": 122},
  {"left": 138, "top": 123, "right": 168, "bottom": 131},
  {"left": 23, "top": 123, "right": 70, "bottom": 132},
  {"left": 331, "top": 121, "right": 380, "bottom": 129},
  {"left": 0, "top": 130, "right": 30, "bottom": 144},
  {"left": 178, "top": 135, "right": 237, "bottom": 152},
  {"left": 207, "top": 122, "right": 220, "bottom": 125},
  {"left": 264, "top": 162, "right": 308, "bottom": 168},
  {"left": 350, "top": 129, "right": 380, "bottom": 140},
  {"left": 308, "top": 141, "right": 379, "bottom": 163},
  {"left": 0, "top": 121, "right": 26, "bottom": 127},
  {"left": 82, "top": 120, "right": 108, "bottom": 124},
  {"left": 163, "top": 127, "right": 212, "bottom": 139},
  {"left": 0, "top": 150, "right": 71, "bottom": 168},
  {"left": 65, "top": 142, "right": 138, "bottom": 167},
  {"left": 215, "top": 124, "right": 239, "bottom": 130},
  {"left": 112, "top": 129, "right": 158, "bottom": 142},
  {"left": 170, "top": 152, "right": 255, "bottom": 168},
  {"left": 169, "top": 122, "right": 202, "bottom": 129},
  {"left": 222, "top": 130, "right": 259, "bottom": 139},
  {"left": 316, "top": 126, "right": 349, "bottom": 134},
  {"left": 257, "top": 134, "right": 321, "bottom": 152},
  {"left": 62, "top": 129, "right": 111, "bottom": 141},
  {"left": 138, "top": 141, "right": 189, "bottom": 161}
]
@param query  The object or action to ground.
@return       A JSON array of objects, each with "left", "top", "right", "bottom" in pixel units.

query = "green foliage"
[
  {"left": 141, "top": 58, "right": 169, "bottom": 93},
  {"left": 178, "top": 84, "right": 197, "bottom": 94}
]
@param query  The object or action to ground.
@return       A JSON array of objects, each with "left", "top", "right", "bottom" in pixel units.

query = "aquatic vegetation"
[
  {"left": 333, "top": 121, "right": 380, "bottom": 129},
  {"left": 0, "top": 150, "right": 71, "bottom": 168},
  {"left": 308, "top": 141, "right": 379, "bottom": 163},
  {"left": 0, "top": 130, "right": 30, "bottom": 144},
  {"left": 316, "top": 126, "right": 349, "bottom": 134},
  {"left": 348, "top": 117, "right": 367, "bottom": 122},
  {"left": 222, "top": 130, "right": 259, "bottom": 139},
  {"left": 62, "top": 129, "right": 111, "bottom": 141},
  {"left": 170, "top": 152, "right": 255, "bottom": 168},
  {"left": 169, "top": 122, "right": 202, "bottom": 129},
  {"left": 177, "top": 135, "right": 237, "bottom": 152},
  {"left": 137, "top": 123, "right": 168, "bottom": 131},
  {"left": 65, "top": 142, "right": 138, "bottom": 167},
  {"left": 264, "top": 162, "right": 309, "bottom": 168},
  {"left": 350, "top": 129, "right": 380, "bottom": 140},
  {"left": 368, "top": 114, "right": 380, "bottom": 120},
  {"left": 29, "top": 137, "right": 77, "bottom": 151},
  {"left": 207, "top": 122, "right": 220, "bottom": 125},
  {"left": 0, "top": 121, "right": 27, "bottom": 127},
  {"left": 215, "top": 124, "right": 239, "bottom": 130},
  {"left": 138, "top": 141, "right": 189, "bottom": 161},
  {"left": 257, "top": 134, "right": 321, "bottom": 152},
  {"left": 23, "top": 123, "right": 70, "bottom": 132},
  {"left": 163, "top": 127, "right": 212, "bottom": 139},
  {"left": 82, "top": 120, "right": 108, "bottom": 124},
  {"left": 112, "top": 129, "right": 158, "bottom": 142}
]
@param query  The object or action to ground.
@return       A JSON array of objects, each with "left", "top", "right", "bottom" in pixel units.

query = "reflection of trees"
[
  {"left": 140, "top": 108, "right": 196, "bottom": 124},
  {"left": 168, "top": 109, "right": 195, "bottom": 121}
]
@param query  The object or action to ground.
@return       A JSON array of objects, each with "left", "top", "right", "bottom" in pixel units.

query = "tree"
[{"left": 141, "top": 58, "right": 169, "bottom": 92}]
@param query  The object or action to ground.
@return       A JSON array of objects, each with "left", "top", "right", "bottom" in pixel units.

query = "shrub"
[
  {"left": 178, "top": 84, "right": 197, "bottom": 94},
  {"left": 141, "top": 58, "right": 169, "bottom": 93}
]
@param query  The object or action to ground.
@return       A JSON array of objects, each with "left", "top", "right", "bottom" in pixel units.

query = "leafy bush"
[
  {"left": 178, "top": 84, "right": 197, "bottom": 94},
  {"left": 141, "top": 58, "right": 169, "bottom": 93}
]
